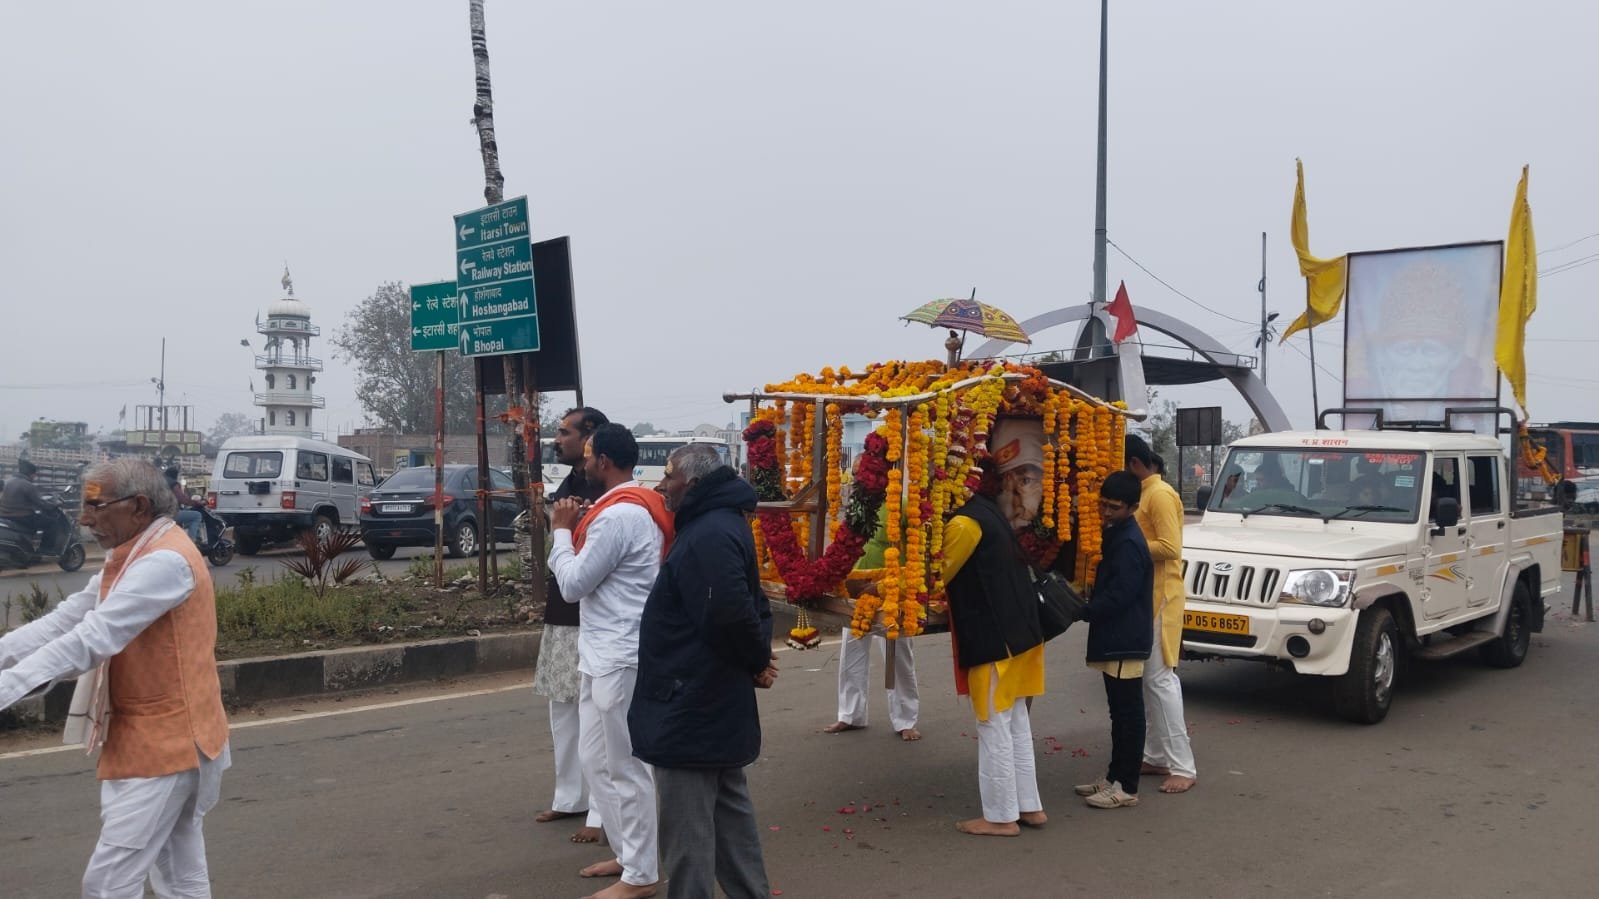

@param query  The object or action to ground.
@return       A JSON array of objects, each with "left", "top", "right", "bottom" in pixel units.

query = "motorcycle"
[
  {"left": 0, "top": 497, "right": 87, "bottom": 573},
  {"left": 194, "top": 504, "right": 235, "bottom": 567}
]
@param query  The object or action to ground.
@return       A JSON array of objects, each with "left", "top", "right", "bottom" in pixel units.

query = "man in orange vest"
[
  {"left": 0, "top": 459, "right": 230, "bottom": 897},
  {"left": 549, "top": 424, "right": 674, "bottom": 899}
]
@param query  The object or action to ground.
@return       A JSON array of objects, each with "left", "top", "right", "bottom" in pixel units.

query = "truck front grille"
[{"left": 1183, "top": 559, "right": 1281, "bottom": 606}]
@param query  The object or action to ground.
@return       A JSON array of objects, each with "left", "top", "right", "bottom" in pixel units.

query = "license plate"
[
  {"left": 1184, "top": 611, "right": 1250, "bottom": 635},
  {"left": 381, "top": 504, "right": 414, "bottom": 514}
]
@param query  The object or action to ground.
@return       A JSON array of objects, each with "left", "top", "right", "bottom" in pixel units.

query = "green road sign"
[
  {"left": 409, "top": 280, "right": 461, "bottom": 352},
  {"left": 455, "top": 197, "right": 538, "bottom": 357},
  {"left": 459, "top": 316, "right": 541, "bottom": 358}
]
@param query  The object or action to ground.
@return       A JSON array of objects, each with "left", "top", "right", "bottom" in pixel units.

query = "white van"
[{"left": 208, "top": 436, "right": 377, "bottom": 555}]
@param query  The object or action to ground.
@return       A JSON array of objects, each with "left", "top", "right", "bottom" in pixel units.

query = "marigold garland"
[{"left": 747, "top": 359, "right": 1130, "bottom": 632}]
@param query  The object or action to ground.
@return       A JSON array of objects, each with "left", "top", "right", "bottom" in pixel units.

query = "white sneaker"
[
  {"left": 1084, "top": 781, "right": 1139, "bottom": 809},
  {"left": 1074, "top": 777, "right": 1111, "bottom": 797}
]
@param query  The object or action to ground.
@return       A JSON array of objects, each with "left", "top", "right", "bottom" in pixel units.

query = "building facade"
[{"left": 254, "top": 270, "right": 325, "bottom": 439}]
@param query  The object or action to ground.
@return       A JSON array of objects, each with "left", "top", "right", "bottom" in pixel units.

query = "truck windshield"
[{"left": 1208, "top": 448, "right": 1423, "bottom": 523}]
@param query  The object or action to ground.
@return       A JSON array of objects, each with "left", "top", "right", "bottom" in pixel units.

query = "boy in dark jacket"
[
  {"left": 1076, "top": 470, "right": 1154, "bottom": 808},
  {"left": 630, "top": 444, "right": 776, "bottom": 899}
]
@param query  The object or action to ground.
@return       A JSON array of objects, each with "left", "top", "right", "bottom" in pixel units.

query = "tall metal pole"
[
  {"left": 1259, "top": 231, "right": 1269, "bottom": 385},
  {"left": 433, "top": 350, "right": 446, "bottom": 587},
  {"left": 1307, "top": 285, "right": 1321, "bottom": 422},
  {"left": 158, "top": 338, "right": 167, "bottom": 432},
  {"left": 1092, "top": 0, "right": 1109, "bottom": 311}
]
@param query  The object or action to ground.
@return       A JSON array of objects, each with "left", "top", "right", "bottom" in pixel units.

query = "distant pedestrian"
[
  {"left": 532, "top": 407, "right": 610, "bottom": 844},
  {"left": 631, "top": 443, "right": 776, "bottom": 898},
  {"left": 1076, "top": 470, "right": 1154, "bottom": 809},
  {"left": 0, "top": 458, "right": 231, "bottom": 896},
  {"left": 549, "top": 425, "right": 674, "bottom": 899}
]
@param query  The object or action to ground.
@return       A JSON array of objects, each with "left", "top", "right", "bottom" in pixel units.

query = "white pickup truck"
[{"left": 1183, "top": 417, "right": 1562, "bottom": 723}]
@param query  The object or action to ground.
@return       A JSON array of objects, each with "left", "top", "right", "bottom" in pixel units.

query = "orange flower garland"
[
  {"left": 899, "top": 403, "right": 931, "bottom": 638},
  {"left": 1041, "top": 394, "right": 1058, "bottom": 530},
  {"left": 825, "top": 402, "right": 844, "bottom": 540},
  {"left": 928, "top": 393, "right": 952, "bottom": 605}
]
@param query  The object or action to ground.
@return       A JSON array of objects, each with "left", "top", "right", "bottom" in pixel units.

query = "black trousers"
[{"left": 1102, "top": 671, "right": 1146, "bottom": 794}]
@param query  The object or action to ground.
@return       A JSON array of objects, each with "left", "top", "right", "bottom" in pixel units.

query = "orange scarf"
[{"left": 573, "top": 486, "right": 674, "bottom": 558}]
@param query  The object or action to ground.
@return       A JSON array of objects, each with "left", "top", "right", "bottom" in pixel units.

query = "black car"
[{"left": 359, "top": 464, "right": 521, "bottom": 560}]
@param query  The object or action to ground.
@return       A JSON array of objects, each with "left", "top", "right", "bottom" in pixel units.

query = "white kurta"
[
  {"left": 546, "top": 484, "right": 665, "bottom": 886},
  {"left": 0, "top": 544, "right": 232, "bottom": 899}
]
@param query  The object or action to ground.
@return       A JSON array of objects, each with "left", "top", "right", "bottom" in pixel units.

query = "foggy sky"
[{"left": 3, "top": 1, "right": 1595, "bottom": 445}]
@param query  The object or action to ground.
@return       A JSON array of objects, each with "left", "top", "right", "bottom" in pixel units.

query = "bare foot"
[
  {"left": 582, "top": 881, "right": 658, "bottom": 899},
  {"left": 1019, "top": 810, "right": 1049, "bottom": 828},
  {"left": 955, "top": 817, "right": 1021, "bottom": 837},
  {"left": 1140, "top": 762, "right": 1172, "bottom": 776},
  {"left": 535, "top": 809, "right": 584, "bottom": 823},
  {"left": 898, "top": 727, "right": 922, "bottom": 742},
  {"left": 823, "top": 721, "right": 864, "bottom": 734},
  {"left": 1160, "top": 775, "right": 1197, "bottom": 794},
  {"left": 570, "top": 826, "right": 603, "bottom": 844},
  {"left": 579, "top": 859, "right": 623, "bottom": 879}
]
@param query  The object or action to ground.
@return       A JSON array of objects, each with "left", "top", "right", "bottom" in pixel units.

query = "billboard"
[{"left": 1343, "top": 241, "right": 1502, "bottom": 433}]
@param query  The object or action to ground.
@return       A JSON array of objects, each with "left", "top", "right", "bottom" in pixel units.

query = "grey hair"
[
  {"left": 84, "top": 459, "right": 177, "bottom": 518},
  {"left": 668, "top": 443, "right": 725, "bottom": 484}
]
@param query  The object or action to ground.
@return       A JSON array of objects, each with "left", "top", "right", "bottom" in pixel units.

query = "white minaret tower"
[{"left": 254, "top": 266, "right": 325, "bottom": 438}]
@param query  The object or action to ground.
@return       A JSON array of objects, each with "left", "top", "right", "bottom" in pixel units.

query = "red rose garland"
[{"left": 743, "top": 424, "right": 891, "bottom": 605}]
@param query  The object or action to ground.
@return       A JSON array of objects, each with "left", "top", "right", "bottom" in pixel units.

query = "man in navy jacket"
[{"left": 630, "top": 444, "right": 776, "bottom": 898}]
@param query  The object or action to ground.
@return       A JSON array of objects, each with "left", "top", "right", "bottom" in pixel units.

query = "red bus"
[{"left": 1517, "top": 421, "right": 1599, "bottom": 503}]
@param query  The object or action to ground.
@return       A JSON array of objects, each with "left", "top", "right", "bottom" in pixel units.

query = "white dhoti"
[
  {"left": 974, "top": 667, "right": 1040, "bottom": 823},
  {"left": 549, "top": 698, "right": 601, "bottom": 827},
  {"left": 579, "top": 668, "right": 657, "bottom": 886},
  {"left": 535, "top": 624, "right": 599, "bottom": 826},
  {"left": 836, "top": 629, "right": 919, "bottom": 732},
  {"left": 82, "top": 743, "right": 231, "bottom": 899},
  {"left": 1143, "top": 658, "right": 1197, "bottom": 779}
]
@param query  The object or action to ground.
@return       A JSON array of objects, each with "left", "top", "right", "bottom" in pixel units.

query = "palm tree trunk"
[{"left": 467, "top": 0, "right": 535, "bottom": 598}]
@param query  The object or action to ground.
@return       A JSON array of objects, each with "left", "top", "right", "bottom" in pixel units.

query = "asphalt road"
[
  {"left": 4, "top": 572, "right": 1598, "bottom": 898},
  {"left": 0, "top": 544, "right": 518, "bottom": 630}
]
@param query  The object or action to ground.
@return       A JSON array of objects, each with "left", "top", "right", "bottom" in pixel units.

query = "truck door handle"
[
  {"left": 1457, "top": 526, "right": 1468, "bottom": 536},
  {"left": 1497, "top": 521, "right": 1505, "bottom": 529}
]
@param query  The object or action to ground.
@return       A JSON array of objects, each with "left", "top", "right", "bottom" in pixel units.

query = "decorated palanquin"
[{"left": 725, "top": 359, "right": 1141, "bottom": 650}]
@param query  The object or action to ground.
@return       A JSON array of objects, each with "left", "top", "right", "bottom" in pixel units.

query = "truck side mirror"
[
  {"left": 1195, "top": 485, "right": 1214, "bottom": 511},
  {"left": 1433, "top": 496, "right": 1461, "bottom": 532}
]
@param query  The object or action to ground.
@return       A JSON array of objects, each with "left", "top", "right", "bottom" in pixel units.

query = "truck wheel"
[
  {"left": 1480, "top": 581, "right": 1533, "bottom": 669},
  {"left": 237, "top": 533, "right": 263, "bottom": 556},
  {"left": 1334, "top": 606, "right": 1399, "bottom": 725},
  {"left": 313, "top": 514, "right": 337, "bottom": 545}
]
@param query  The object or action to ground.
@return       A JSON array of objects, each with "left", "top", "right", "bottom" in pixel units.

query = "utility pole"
[{"left": 1259, "top": 232, "right": 1269, "bottom": 385}]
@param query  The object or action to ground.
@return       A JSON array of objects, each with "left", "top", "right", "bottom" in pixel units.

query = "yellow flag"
[
  {"left": 1279, "top": 159, "right": 1349, "bottom": 343},
  {"left": 1495, "top": 165, "right": 1537, "bottom": 415}
]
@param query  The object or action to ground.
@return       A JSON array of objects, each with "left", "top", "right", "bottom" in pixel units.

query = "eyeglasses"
[{"left": 82, "top": 495, "right": 137, "bottom": 512}]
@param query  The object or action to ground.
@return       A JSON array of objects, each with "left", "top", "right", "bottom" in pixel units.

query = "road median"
[{"left": 1, "top": 630, "right": 540, "bottom": 730}]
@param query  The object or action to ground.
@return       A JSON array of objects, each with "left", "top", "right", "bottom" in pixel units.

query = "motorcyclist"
[
  {"left": 165, "top": 465, "right": 205, "bottom": 544},
  {"left": 0, "top": 460, "right": 59, "bottom": 553}
]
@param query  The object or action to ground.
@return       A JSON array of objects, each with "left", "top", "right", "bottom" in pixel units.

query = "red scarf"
[{"left": 573, "top": 486, "right": 675, "bottom": 558}]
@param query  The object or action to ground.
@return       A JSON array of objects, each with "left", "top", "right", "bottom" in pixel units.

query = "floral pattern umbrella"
[{"left": 900, "top": 297, "right": 1032, "bottom": 345}]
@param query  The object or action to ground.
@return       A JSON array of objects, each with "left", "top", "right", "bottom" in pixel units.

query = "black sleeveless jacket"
[{"left": 946, "top": 494, "right": 1044, "bottom": 669}]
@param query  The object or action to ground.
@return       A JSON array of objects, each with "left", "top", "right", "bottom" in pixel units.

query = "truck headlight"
[{"left": 1280, "top": 569, "right": 1355, "bottom": 607}]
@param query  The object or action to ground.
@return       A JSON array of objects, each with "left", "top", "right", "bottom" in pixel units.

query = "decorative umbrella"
[{"left": 901, "top": 291, "right": 1031, "bottom": 366}]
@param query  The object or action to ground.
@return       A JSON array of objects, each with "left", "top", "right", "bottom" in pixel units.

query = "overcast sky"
[{"left": 2, "top": 1, "right": 1595, "bottom": 445}]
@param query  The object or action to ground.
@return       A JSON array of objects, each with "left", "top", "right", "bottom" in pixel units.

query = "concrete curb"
[{"left": 1, "top": 631, "right": 541, "bottom": 730}]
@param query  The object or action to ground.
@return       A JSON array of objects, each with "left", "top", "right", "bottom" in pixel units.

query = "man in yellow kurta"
[{"left": 1126, "top": 438, "right": 1197, "bottom": 793}]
